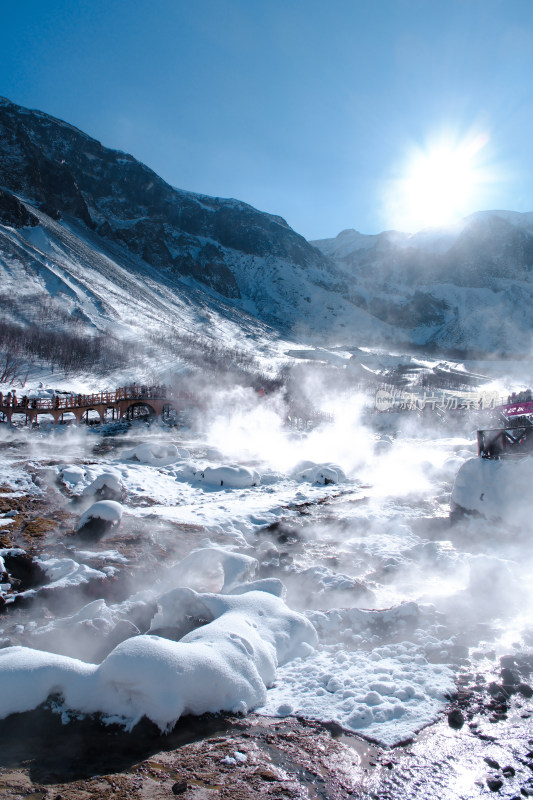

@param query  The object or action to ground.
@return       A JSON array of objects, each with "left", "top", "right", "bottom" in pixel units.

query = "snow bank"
[
  {"left": 0, "top": 589, "right": 317, "bottom": 731},
  {"left": 77, "top": 500, "right": 123, "bottom": 531},
  {"left": 451, "top": 456, "right": 533, "bottom": 524},
  {"left": 291, "top": 461, "right": 346, "bottom": 485},
  {"left": 262, "top": 641, "right": 453, "bottom": 745}
]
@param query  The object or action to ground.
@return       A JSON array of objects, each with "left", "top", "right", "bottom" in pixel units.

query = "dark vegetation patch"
[{"left": 0, "top": 317, "right": 132, "bottom": 383}]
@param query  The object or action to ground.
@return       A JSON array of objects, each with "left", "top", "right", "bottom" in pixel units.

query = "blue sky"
[{"left": 1, "top": 0, "right": 533, "bottom": 238}]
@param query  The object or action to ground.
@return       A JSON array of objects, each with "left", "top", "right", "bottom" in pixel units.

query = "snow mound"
[
  {"left": 291, "top": 461, "right": 346, "bottom": 485},
  {"left": 451, "top": 456, "right": 533, "bottom": 524},
  {"left": 199, "top": 465, "right": 260, "bottom": 488},
  {"left": 77, "top": 500, "right": 123, "bottom": 531},
  {"left": 60, "top": 466, "right": 87, "bottom": 487},
  {"left": 0, "top": 589, "right": 317, "bottom": 731},
  {"left": 121, "top": 442, "right": 190, "bottom": 467},
  {"left": 82, "top": 472, "right": 124, "bottom": 498}
]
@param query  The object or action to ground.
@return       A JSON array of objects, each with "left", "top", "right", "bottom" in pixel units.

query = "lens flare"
[{"left": 387, "top": 131, "right": 491, "bottom": 231}]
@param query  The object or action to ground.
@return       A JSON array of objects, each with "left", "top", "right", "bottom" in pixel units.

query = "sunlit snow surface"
[{"left": 0, "top": 402, "right": 531, "bottom": 746}]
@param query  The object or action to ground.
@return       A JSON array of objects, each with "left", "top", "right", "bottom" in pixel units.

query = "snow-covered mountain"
[
  {"left": 1, "top": 95, "right": 533, "bottom": 362},
  {"left": 0, "top": 96, "right": 391, "bottom": 359},
  {"left": 313, "top": 212, "right": 533, "bottom": 356}
]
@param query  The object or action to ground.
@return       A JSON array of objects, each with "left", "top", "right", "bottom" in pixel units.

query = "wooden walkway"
[{"left": 0, "top": 385, "right": 198, "bottom": 425}]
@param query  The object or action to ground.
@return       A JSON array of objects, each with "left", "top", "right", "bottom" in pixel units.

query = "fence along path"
[{"left": 0, "top": 385, "right": 198, "bottom": 425}]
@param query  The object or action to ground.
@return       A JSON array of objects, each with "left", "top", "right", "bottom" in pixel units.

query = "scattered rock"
[
  {"left": 255, "top": 768, "right": 280, "bottom": 781},
  {"left": 171, "top": 779, "right": 187, "bottom": 794},
  {"left": 501, "top": 668, "right": 521, "bottom": 688},
  {"left": 503, "top": 766, "right": 516, "bottom": 778},
  {"left": 447, "top": 709, "right": 464, "bottom": 729},
  {"left": 484, "top": 757, "right": 500, "bottom": 770},
  {"left": 487, "top": 776, "right": 504, "bottom": 791}
]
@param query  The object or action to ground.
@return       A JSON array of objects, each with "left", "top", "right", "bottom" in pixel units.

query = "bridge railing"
[{"left": 0, "top": 386, "right": 200, "bottom": 413}]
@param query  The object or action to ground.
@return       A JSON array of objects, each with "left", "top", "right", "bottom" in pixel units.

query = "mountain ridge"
[{"left": 1, "top": 96, "right": 533, "bottom": 359}]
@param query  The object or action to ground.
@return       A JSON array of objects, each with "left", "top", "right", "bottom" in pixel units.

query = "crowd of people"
[{"left": 507, "top": 389, "right": 533, "bottom": 404}]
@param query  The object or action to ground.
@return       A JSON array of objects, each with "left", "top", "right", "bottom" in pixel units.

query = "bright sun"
[{"left": 392, "top": 133, "right": 490, "bottom": 231}]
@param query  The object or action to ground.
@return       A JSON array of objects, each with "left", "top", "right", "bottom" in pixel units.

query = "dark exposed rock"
[
  {"left": 2, "top": 550, "right": 48, "bottom": 590},
  {"left": 0, "top": 187, "right": 39, "bottom": 227},
  {"left": 501, "top": 667, "right": 521, "bottom": 687},
  {"left": 503, "top": 766, "right": 516, "bottom": 777},
  {"left": 76, "top": 516, "right": 116, "bottom": 542},
  {"left": 487, "top": 776, "right": 504, "bottom": 791},
  {"left": 171, "top": 779, "right": 187, "bottom": 794},
  {"left": 447, "top": 708, "right": 464, "bottom": 729}
]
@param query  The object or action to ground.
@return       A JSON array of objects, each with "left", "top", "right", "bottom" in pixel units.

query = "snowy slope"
[{"left": 0, "top": 96, "right": 394, "bottom": 352}]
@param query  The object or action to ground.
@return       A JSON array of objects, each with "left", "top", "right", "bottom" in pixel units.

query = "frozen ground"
[{"left": 0, "top": 389, "right": 532, "bottom": 752}]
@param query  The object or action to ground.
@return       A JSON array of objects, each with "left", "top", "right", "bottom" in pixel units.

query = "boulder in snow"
[{"left": 77, "top": 500, "right": 123, "bottom": 541}]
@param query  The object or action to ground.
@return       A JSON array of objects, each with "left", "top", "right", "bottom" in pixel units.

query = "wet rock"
[
  {"left": 447, "top": 709, "right": 464, "bottom": 729},
  {"left": 487, "top": 776, "right": 504, "bottom": 791},
  {"left": 76, "top": 501, "right": 123, "bottom": 542}
]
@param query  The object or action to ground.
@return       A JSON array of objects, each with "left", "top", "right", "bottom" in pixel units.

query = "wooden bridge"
[{"left": 0, "top": 385, "right": 198, "bottom": 426}]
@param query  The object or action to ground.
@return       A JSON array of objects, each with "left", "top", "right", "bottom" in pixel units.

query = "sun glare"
[{"left": 389, "top": 133, "right": 490, "bottom": 232}]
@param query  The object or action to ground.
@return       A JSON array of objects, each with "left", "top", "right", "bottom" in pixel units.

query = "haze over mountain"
[
  {"left": 0, "top": 96, "right": 532, "bottom": 363},
  {"left": 313, "top": 212, "right": 533, "bottom": 356}
]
